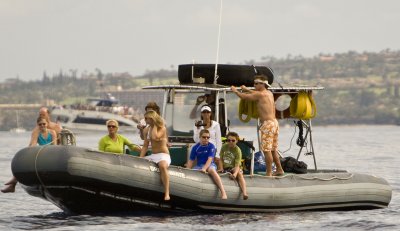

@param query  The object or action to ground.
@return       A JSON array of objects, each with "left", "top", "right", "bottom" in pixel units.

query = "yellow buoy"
[{"left": 290, "top": 91, "right": 316, "bottom": 120}]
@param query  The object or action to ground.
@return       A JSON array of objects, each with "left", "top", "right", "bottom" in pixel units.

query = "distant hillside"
[
  {"left": 0, "top": 49, "right": 399, "bottom": 130},
  {"left": 252, "top": 49, "right": 400, "bottom": 125}
]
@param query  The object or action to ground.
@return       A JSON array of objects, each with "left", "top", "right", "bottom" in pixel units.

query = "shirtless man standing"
[
  {"left": 29, "top": 107, "right": 62, "bottom": 145},
  {"left": 140, "top": 110, "right": 171, "bottom": 201},
  {"left": 231, "top": 75, "right": 284, "bottom": 177}
]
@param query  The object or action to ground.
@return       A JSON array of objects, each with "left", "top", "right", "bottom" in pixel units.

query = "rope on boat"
[
  {"left": 34, "top": 131, "right": 67, "bottom": 192},
  {"left": 281, "top": 121, "right": 297, "bottom": 154},
  {"left": 295, "top": 173, "right": 354, "bottom": 181},
  {"left": 32, "top": 129, "right": 76, "bottom": 194},
  {"left": 34, "top": 144, "right": 53, "bottom": 192},
  {"left": 244, "top": 172, "right": 354, "bottom": 181}
]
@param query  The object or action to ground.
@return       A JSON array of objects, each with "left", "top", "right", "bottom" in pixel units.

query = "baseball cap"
[{"left": 201, "top": 105, "right": 212, "bottom": 112}]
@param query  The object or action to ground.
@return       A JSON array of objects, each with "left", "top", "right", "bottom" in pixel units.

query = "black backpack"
[{"left": 280, "top": 156, "right": 308, "bottom": 174}]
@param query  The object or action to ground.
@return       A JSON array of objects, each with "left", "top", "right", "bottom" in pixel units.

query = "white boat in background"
[
  {"left": 10, "top": 110, "right": 26, "bottom": 133},
  {"left": 10, "top": 127, "right": 27, "bottom": 133},
  {"left": 51, "top": 95, "right": 138, "bottom": 133}
]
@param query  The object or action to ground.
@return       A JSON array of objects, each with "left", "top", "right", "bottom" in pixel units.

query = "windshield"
[
  {"left": 162, "top": 89, "right": 255, "bottom": 137},
  {"left": 165, "top": 91, "right": 205, "bottom": 136}
]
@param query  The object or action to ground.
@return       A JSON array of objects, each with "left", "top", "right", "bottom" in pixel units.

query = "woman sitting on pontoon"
[{"left": 1, "top": 117, "right": 57, "bottom": 193}]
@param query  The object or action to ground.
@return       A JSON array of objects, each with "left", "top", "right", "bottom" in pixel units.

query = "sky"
[{"left": 1, "top": 0, "right": 400, "bottom": 82}]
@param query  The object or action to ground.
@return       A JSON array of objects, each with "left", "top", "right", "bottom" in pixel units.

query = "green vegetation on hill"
[
  {"left": 254, "top": 50, "right": 400, "bottom": 125},
  {"left": 0, "top": 50, "right": 399, "bottom": 130}
]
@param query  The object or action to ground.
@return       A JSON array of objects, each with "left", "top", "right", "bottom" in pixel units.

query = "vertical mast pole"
[{"left": 214, "top": 0, "right": 223, "bottom": 84}]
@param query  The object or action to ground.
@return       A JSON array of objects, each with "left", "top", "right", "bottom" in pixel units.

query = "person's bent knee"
[{"left": 158, "top": 161, "right": 168, "bottom": 169}]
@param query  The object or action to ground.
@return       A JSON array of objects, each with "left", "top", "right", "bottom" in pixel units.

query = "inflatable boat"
[{"left": 12, "top": 145, "right": 392, "bottom": 214}]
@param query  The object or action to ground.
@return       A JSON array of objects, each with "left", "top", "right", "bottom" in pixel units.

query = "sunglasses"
[
  {"left": 226, "top": 139, "right": 236, "bottom": 142},
  {"left": 38, "top": 123, "right": 47, "bottom": 126},
  {"left": 254, "top": 82, "right": 263, "bottom": 85},
  {"left": 107, "top": 125, "right": 117, "bottom": 128},
  {"left": 201, "top": 136, "right": 210, "bottom": 139}
]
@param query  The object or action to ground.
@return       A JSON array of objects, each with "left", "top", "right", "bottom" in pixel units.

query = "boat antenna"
[
  {"left": 214, "top": 0, "right": 223, "bottom": 84},
  {"left": 191, "top": 59, "right": 195, "bottom": 82},
  {"left": 252, "top": 65, "right": 258, "bottom": 74}
]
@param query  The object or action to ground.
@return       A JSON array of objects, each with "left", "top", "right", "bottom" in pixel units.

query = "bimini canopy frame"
[{"left": 143, "top": 83, "right": 324, "bottom": 174}]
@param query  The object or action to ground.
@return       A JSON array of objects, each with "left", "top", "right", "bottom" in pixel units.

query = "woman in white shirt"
[{"left": 193, "top": 105, "right": 223, "bottom": 171}]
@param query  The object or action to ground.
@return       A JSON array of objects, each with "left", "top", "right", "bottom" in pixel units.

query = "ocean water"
[{"left": 0, "top": 125, "right": 399, "bottom": 231}]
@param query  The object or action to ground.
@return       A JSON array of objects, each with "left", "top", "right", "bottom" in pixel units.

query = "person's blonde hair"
[
  {"left": 106, "top": 119, "right": 119, "bottom": 128},
  {"left": 144, "top": 110, "right": 164, "bottom": 128}
]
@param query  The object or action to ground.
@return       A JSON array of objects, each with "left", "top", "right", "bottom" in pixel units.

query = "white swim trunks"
[{"left": 144, "top": 153, "right": 171, "bottom": 166}]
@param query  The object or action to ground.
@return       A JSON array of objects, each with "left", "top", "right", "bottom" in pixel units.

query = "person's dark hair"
[
  {"left": 38, "top": 114, "right": 50, "bottom": 123},
  {"left": 37, "top": 116, "right": 47, "bottom": 124},
  {"left": 200, "top": 104, "right": 214, "bottom": 121},
  {"left": 226, "top": 131, "right": 239, "bottom": 141},
  {"left": 199, "top": 129, "right": 210, "bottom": 137},
  {"left": 145, "top": 101, "right": 160, "bottom": 115}
]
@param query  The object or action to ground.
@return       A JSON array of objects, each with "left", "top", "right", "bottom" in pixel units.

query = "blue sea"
[{"left": 1, "top": 125, "right": 399, "bottom": 230}]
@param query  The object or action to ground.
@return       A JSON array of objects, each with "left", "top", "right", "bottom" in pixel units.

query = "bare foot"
[
  {"left": 1, "top": 183, "right": 16, "bottom": 193},
  {"left": 164, "top": 195, "right": 170, "bottom": 201},
  {"left": 221, "top": 193, "right": 228, "bottom": 200},
  {"left": 4, "top": 178, "right": 17, "bottom": 185},
  {"left": 273, "top": 171, "right": 284, "bottom": 176},
  {"left": 243, "top": 195, "right": 249, "bottom": 200}
]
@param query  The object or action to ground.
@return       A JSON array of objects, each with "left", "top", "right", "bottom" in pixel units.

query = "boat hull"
[{"left": 12, "top": 146, "right": 392, "bottom": 214}]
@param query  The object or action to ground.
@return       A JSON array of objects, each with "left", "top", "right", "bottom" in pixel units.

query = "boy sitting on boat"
[
  {"left": 219, "top": 131, "right": 248, "bottom": 200},
  {"left": 2, "top": 116, "right": 57, "bottom": 193},
  {"left": 187, "top": 129, "right": 227, "bottom": 200}
]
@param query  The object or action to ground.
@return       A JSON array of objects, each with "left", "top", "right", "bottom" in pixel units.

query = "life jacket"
[{"left": 289, "top": 91, "right": 317, "bottom": 120}]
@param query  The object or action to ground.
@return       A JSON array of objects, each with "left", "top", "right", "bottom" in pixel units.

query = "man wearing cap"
[{"left": 231, "top": 75, "right": 284, "bottom": 177}]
